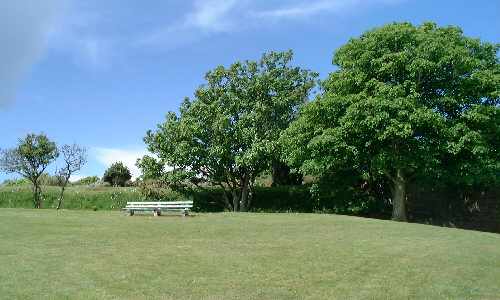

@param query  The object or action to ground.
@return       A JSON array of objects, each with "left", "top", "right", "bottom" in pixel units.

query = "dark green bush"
[
  {"left": 305, "top": 169, "right": 392, "bottom": 217},
  {"left": 188, "top": 186, "right": 313, "bottom": 213},
  {"left": 191, "top": 188, "right": 226, "bottom": 212},
  {"left": 103, "top": 162, "right": 131, "bottom": 187},
  {"left": 251, "top": 186, "right": 313, "bottom": 212},
  {"left": 137, "top": 180, "right": 186, "bottom": 201}
]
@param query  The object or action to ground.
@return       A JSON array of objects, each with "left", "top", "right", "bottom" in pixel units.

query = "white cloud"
[
  {"left": 92, "top": 147, "right": 147, "bottom": 180},
  {"left": 185, "top": 0, "right": 240, "bottom": 32},
  {"left": 254, "top": 0, "right": 404, "bottom": 19},
  {"left": 140, "top": 0, "right": 404, "bottom": 48},
  {"left": 0, "top": 0, "right": 63, "bottom": 107},
  {"left": 69, "top": 174, "right": 85, "bottom": 183},
  {"left": 139, "top": 0, "right": 245, "bottom": 47},
  {"left": 254, "top": 0, "right": 346, "bottom": 19}
]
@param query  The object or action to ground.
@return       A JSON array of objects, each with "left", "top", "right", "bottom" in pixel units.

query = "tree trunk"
[
  {"left": 231, "top": 190, "right": 240, "bottom": 212},
  {"left": 391, "top": 169, "right": 407, "bottom": 221},
  {"left": 240, "top": 176, "right": 250, "bottom": 212},
  {"left": 32, "top": 184, "right": 38, "bottom": 208},
  {"left": 33, "top": 184, "right": 42, "bottom": 209},
  {"left": 57, "top": 185, "right": 66, "bottom": 210},
  {"left": 220, "top": 188, "right": 233, "bottom": 211}
]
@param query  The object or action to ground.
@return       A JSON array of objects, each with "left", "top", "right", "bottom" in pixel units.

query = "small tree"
[
  {"left": 0, "top": 133, "right": 59, "bottom": 208},
  {"left": 55, "top": 144, "right": 87, "bottom": 209},
  {"left": 103, "top": 162, "right": 131, "bottom": 187}
]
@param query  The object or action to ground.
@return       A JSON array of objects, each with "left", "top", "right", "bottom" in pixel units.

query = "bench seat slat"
[
  {"left": 126, "top": 201, "right": 193, "bottom": 205},
  {"left": 125, "top": 204, "right": 193, "bottom": 207},
  {"left": 123, "top": 201, "right": 193, "bottom": 216}
]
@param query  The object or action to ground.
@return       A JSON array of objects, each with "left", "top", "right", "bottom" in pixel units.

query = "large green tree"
[
  {"left": 282, "top": 22, "right": 499, "bottom": 221},
  {"left": 0, "top": 133, "right": 59, "bottom": 208},
  {"left": 139, "top": 51, "right": 317, "bottom": 211}
]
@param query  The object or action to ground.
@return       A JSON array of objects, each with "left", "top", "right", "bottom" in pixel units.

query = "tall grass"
[{"left": 0, "top": 184, "right": 154, "bottom": 210}]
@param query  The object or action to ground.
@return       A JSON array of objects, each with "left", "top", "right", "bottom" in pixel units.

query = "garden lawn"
[{"left": 0, "top": 209, "right": 499, "bottom": 299}]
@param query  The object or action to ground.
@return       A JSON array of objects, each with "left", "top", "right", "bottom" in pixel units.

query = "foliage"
[
  {"left": 103, "top": 162, "right": 131, "bottom": 187},
  {"left": 0, "top": 133, "right": 59, "bottom": 208},
  {"left": 73, "top": 176, "right": 100, "bottom": 185},
  {"left": 136, "top": 179, "right": 186, "bottom": 201},
  {"left": 39, "top": 173, "right": 60, "bottom": 186},
  {"left": 309, "top": 170, "right": 391, "bottom": 216},
  {"left": 139, "top": 50, "right": 318, "bottom": 211},
  {"left": 282, "top": 22, "right": 499, "bottom": 221},
  {"left": 136, "top": 156, "right": 165, "bottom": 180},
  {"left": 1, "top": 178, "right": 30, "bottom": 186}
]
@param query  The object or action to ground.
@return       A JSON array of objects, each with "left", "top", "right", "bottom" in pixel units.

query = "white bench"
[{"left": 123, "top": 201, "right": 193, "bottom": 216}]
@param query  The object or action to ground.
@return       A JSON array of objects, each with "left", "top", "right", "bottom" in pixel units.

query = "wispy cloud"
[
  {"left": 253, "top": 0, "right": 347, "bottom": 19},
  {"left": 185, "top": 0, "right": 240, "bottom": 32},
  {"left": 254, "top": 0, "right": 404, "bottom": 19},
  {"left": 139, "top": 0, "right": 244, "bottom": 47},
  {"left": 92, "top": 147, "right": 147, "bottom": 179},
  {"left": 140, "top": 0, "right": 404, "bottom": 48},
  {"left": 47, "top": 5, "right": 112, "bottom": 70},
  {"left": 0, "top": 0, "right": 63, "bottom": 107}
]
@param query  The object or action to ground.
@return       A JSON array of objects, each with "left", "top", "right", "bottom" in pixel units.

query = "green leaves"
[
  {"left": 140, "top": 51, "right": 317, "bottom": 210},
  {"left": 0, "top": 133, "right": 59, "bottom": 208},
  {"left": 0, "top": 133, "right": 58, "bottom": 179},
  {"left": 103, "top": 162, "right": 131, "bottom": 187},
  {"left": 282, "top": 22, "right": 499, "bottom": 219}
]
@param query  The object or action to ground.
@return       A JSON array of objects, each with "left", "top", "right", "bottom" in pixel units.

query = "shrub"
[
  {"left": 137, "top": 180, "right": 185, "bottom": 201},
  {"left": 2, "top": 178, "right": 30, "bottom": 186},
  {"left": 39, "top": 173, "right": 60, "bottom": 186},
  {"left": 74, "top": 176, "right": 100, "bottom": 185},
  {"left": 189, "top": 186, "right": 313, "bottom": 213},
  {"left": 103, "top": 162, "right": 131, "bottom": 187}
]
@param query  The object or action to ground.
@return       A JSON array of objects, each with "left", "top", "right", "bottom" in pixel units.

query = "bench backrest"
[{"left": 125, "top": 201, "right": 193, "bottom": 209}]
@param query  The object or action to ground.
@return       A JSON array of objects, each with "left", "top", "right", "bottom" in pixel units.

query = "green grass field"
[{"left": 0, "top": 209, "right": 499, "bottom": 299}]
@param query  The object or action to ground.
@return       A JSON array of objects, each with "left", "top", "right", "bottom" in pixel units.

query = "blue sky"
[{"left": 1, "top": 0, "right": 499, "bottom": 182}]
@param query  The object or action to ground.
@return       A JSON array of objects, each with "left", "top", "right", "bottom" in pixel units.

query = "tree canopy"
[
  {"left": 103, "top": 162, "right": 132, "bottom": 187},
  {"left": 281, "top": 22, "right": 499, "bottom": 221},
  {"left": 0, "top": 133, "right": 59, "bottom": 208},
  {"left": 139, "top": 50, "right": 318, "bottom": 211}
]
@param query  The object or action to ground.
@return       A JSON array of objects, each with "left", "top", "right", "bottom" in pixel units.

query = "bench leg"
[
  {"left": 128, "top": 210, "right": 134, "bottom": 216},
  {"left": 183, "top": 209, "right": 189, "bottom": 217},
  {"left": 153, "top": 209, "right": 161, "bottom": 217}
]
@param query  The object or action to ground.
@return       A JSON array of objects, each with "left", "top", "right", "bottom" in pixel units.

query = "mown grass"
[{"left": 0, "top": 209, "right": 499, "bottom": 299}]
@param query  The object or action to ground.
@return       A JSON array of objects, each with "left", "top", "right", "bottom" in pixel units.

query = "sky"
[{"left": 1, "top": 0, "right": 499, "bottom": 182}]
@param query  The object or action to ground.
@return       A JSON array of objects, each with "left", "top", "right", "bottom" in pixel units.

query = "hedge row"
[
  {"left": 0, "top": 184, "right": 381, "bottom": 215},
  {"left": 192, "top": 186, "right": 314, "bottom": 212},
  {"left": 0, "top": 184, "right": 315, "bottom": 212}
]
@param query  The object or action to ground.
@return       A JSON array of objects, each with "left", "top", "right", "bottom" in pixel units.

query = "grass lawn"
[{"left": 0, "top": 209, "right": 499, "bottom": 299}]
